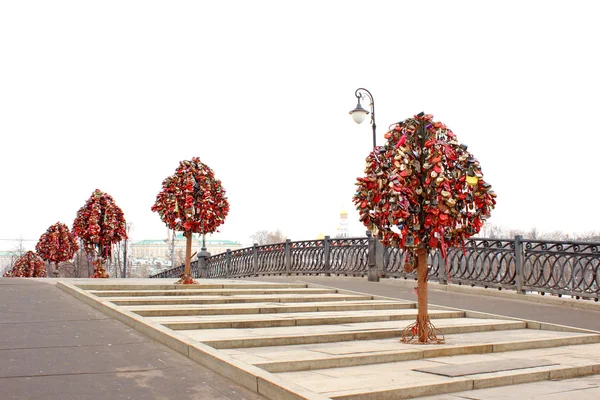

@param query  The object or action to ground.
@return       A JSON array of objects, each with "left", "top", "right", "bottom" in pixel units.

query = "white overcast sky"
[{"left": 1, "top": 1, "right": 598, "bottom": 251}]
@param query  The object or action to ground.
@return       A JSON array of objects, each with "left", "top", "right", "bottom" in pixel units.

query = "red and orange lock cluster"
[
  {"left": 90, "top": 258, "right": 111, "bottom": 278},
  {"left": 152, "top": 157, "right": 229, "bottom": 235},
  {"left": 353, "top": 113, "right": 496, "bottom": 259},
  {"left": 72, "top": 189, "right": 128, "bottom": 258},
  {"left": 36, "top": 222, "right": 79, "bottom": 265},
  {"left": 2, "top": 251, "right": 46, "bottom": 277}
]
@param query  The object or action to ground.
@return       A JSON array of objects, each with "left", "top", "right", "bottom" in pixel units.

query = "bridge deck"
[{"left": 54, "top": 277, "right": 600, "bottom": 399}]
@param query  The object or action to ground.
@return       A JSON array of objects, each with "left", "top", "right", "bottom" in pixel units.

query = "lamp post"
[
  {"left": 349, "top": 88, "right": 377, "bottom": 148},
  {"left": 351, "top": 89, "right": 379, "bottom": 283}
]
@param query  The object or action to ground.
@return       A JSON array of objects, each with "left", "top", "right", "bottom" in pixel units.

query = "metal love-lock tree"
[
  {"left": 353, "top": 113, "right": 496, "bottom": 343},
  {"left": 72, "top": 189, "right": 128, "bottom": 278},
  {"left": 152, "top": 157, "right": 229, "bottom": 284},
  {"left": 3, "top": 251, "right": 46, "bottom": 278},
  {"left": 36, "top": 222, "right": 79, "bottom": 277}
]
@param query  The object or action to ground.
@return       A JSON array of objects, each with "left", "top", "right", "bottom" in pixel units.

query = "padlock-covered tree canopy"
[
  {"left": 36, "top": 222, "right": 79, "bottom": 276},
  {"left": 72, "top": 189, "right": 128, "bottom": 278},
  {"left": 353, "top": 112, "right": 496, "bottom": 343},
  {"left": 3, "top": 251, "right": 46, "bottom": 278},
  {"left": 152, "top": 157, "right": 229, "bottom": 284}
]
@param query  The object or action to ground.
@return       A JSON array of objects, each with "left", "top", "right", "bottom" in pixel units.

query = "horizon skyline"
[
  {"left": 1, "top": 217, "right": 597, "bottom": 254},
  {"left": 2, "top": 1, "right": 599, "bottom": 254}
]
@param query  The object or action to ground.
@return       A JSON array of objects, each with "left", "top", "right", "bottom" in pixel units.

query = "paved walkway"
[
  {"left": 0, "top": 278, "right": 265, "bottom": 400},
  {"left": 2, "top": 276, "right": 600, "bottom": 399}
]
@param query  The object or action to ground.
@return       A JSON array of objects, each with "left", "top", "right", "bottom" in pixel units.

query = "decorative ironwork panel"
[
  {"left": 383, "top": 247, "right": 440, "bottom": 280},
  {"left": 522, "top": 240, "right": 600, "bottom": 298},
  {"left": 256, "top": 243, "right": 286, "bottom": 275},
  {"left": 206, "top": 253, "right": 228, "bottom": 278},
  {"left": 149, "top": 264, "right": 184, "bottom": 279},
  {"left": 329, "top": 237, "right": 368, "bottom": 275},
  {"left": 226, "top": 247, "right": 254, "bottom": 278},
  {"left": 189, "top": 260, "right": 200, "bottom": 278},
  {"left": 426, "top": 250, "right": 441, "bottom": 280},
  {"left": 290, "top": 240, "right": 325, "bottom": 274},
  {"left": 383, "top": 247, "right": 411, "bottom": 278},
  {"left": 446, "top": 238, "right": 516, "bottom": 289}
]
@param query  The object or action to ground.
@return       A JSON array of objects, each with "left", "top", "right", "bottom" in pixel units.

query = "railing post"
[
  {"left": 198, "top": 249, "right": 211, "bottom": 279},
  {"left": 367, "top": 232, "right": 379, "bottom": 282},
  {"left": 324, "top": 236, "right": 331, "bottom": 276},
  {"left": 375, "top": 240, "right": 385, "bottom": 278},
  {"left": 284, "top": 239, "right": 291, "bottom": 275},
  {"left": 225, "top": 249, "right": 231, "bottom": 278},
  {"left": 437, "top": 250, "right": 448, "bottom": 285},
  {"left": 514, "top": 235, "right": 525, "bottom": 294},
  {"left": 253, "top": 243, "right": 259, "bottom": 276}
]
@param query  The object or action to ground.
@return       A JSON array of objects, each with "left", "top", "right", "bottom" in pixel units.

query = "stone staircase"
[{"left": 58, "top": 279, "right": 600, "bottom": 399}]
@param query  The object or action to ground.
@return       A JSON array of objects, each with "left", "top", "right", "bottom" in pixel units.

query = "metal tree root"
[
  {"left": 176, "top": 273, "right": 197, "bottom": 285},
  {"left": 92, "top": 258, "right": 110, "bottom": 278},
  {"left": 400, "top": 316, "right": 445, "bottom": 344}
]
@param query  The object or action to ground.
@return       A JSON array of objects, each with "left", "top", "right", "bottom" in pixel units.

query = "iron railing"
[{"left": 150, "top": 235, "right": 600, "bottom": 300}]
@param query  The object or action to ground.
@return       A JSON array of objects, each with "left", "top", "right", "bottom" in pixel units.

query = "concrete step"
[
  {"left": 190, "top": 318, "right": 526, "bottom": 349},
  {"left": 75, "top": 282, "right": 309, "bottom": 290},
  {"left": 418, "top": 374, "right": 600, "bottom": 399},
  {"left": 128, "top": 300, "right": 415, "bottom": 317},
  {"left": 275, "top": 343, "right": 600, "bottom": 399},
  {"left": 155, "top": 309, "right": 465, "bottom": 330},
  {"left": 107, "top": 293, "right": 373, "bottom": 306},
  {"left": 90, "top": 287, "right": 338, "bottom": 297},
  {"left": 218, "top": 329, "right": 600, "bottom": 372}
]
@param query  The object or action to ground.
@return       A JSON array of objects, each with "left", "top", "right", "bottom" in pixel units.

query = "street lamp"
[{"left": 349, "top": 88, "right": 377, "bottom": 148}]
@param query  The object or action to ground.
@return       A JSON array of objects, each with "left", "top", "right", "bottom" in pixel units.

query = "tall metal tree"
[
  {"left": 3, "top": 251, "right": 46, "bottom": 278},
  {"left": 353, "top": 113, "right": 496, "bottom": 343},
  {"left": 72, "top": 189, "right": 128, "bottom": 278},
  {"left": 152, "top": 157, "right": 229, "bottom": 284},
  {"left": 36, "top": 222, "right": 79, "bottom": 277}
]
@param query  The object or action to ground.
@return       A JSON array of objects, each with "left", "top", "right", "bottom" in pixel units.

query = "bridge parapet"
[{"left": 150, "top": 236, "right": 600, "bottom": 300}]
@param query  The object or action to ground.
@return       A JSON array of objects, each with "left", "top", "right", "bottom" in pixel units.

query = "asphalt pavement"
[{"left": 0, "top": 278, "right": 266, "bottom": 400}]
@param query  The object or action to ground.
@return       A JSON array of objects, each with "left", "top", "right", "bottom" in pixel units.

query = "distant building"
[
  {"left": 129, "top": 231, "right": 243, "bottom": 269},
  {"left": 315, "top": 209, "right": 354, "bottom": 240},
  {"left": 335, "top": 209, "right": 350, "bottom": 238}
]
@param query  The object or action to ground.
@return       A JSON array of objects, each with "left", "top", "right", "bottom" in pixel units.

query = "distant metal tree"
[
  {"left": 3, "top": 251, "right": 46, "bottom": 278},
  {"left": 353, "top": 113, "right": 496, "bottom": 343},
  {"left": 72, "top": 189, "right": 128, "bottom": 278},
  {"left": 152, "top": 157, "right": 229, "bottom": 284},
  {"left": 36, "top": 222, "right": 79, "bottom": 277}
]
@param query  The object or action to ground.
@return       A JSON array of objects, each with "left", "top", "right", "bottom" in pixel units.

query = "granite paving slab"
[
  {"left": 277, "top": 345, "right": 600, "bottom": 398},
  {"left": 415, "top": 358, "right": 558, "bottom": 377}
]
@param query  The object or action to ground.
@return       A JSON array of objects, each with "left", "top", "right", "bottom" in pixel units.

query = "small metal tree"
[
  {"left": 72, "top": 189, "right": 128, "bottom": 278},
  {"left": 152, "top": 157, "right": 229, "bottom": 284},
  {"left": 353, "top": 113, "right": 496, "bottom": 343},
  {"left": 3, "top": 251, "right": 46, "bottom": 278},
  {"left": 36, "top": 222, "right": 79, "bottom": 277}
]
